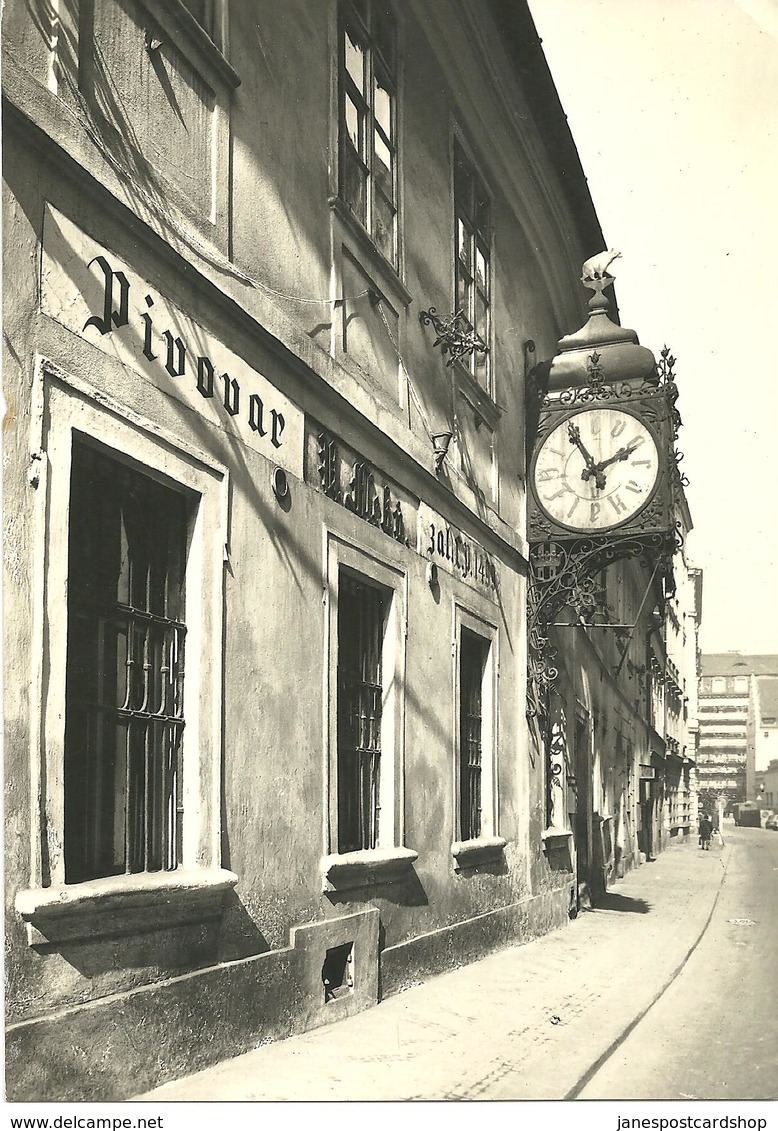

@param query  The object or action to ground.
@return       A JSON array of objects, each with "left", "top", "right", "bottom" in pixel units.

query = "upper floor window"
[
  {"left": 65, "top": 444, "right": 190, "bottom": 883},
  {"left": 454, "top": 139, "right": 491, "bottom": 392},
  {"left": 339, "top": 0, "right": 398, "bottom": 264}
]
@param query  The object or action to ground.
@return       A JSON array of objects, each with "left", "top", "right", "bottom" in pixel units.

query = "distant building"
[
  {"left": 698, "top": 655, "right": 778, "bottom": 811},
  {"left": 753, "top": 677, "right": 778, "bottom": 808}
]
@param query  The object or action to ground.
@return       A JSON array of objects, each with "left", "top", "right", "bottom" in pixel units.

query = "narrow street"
[
  {"left": 137, "top": 828, "right": 777, "bottom": 1102},
  {"left": 579, "top": 821, "right": 778, "bottom": 1100}
]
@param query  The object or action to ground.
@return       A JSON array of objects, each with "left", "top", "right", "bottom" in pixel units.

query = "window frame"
[
  {"left": 337, "top": 0, "right": 399, "bottom": 267},
  {"left": 451, "top": 605, "right": 503, "bottom": 866},
  {"left": 322, "top": 532, "right": 415, "bottom": 890},
  {"left": 452, "top": 135, "right": 493, "bottom": 395},
  {"left": 23, "top": 360, "right": 231, "bottom": 907}
]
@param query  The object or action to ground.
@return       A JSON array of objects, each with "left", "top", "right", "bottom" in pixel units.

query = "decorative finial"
[{"left": 581, "top": 249, "right": 621, "bottom": 293}]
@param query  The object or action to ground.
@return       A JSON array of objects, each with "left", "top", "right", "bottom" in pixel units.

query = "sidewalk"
[{"left": 137, "top": 838, "right": 730, "bottom": 1102}]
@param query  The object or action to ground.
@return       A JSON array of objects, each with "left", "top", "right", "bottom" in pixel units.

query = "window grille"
[
  {"left": 460, "top": 628, "right": 488, "bottom": 841},
  {"left": 454, "top": 139, "right": 491, "bottom": 391},
  {"left": 339, "top": 0, "right": 398, "bottom": 263},
  {"left": 64, "top": 444, "right": 188, "bottom": 883},
  {"left": 337, "top": 571, "right": 386, "bottom": 852}
]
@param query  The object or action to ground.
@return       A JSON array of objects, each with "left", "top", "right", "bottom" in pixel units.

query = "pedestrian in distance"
[{"left": 699, "top": 813, "right": 713, "bottom": 850}]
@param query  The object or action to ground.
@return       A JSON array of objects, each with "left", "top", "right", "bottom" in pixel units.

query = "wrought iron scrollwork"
[
  {"left": 419, "top": 307, "right": 489, "bottom": 367},
  {"left": 527, "top": 531, "right": 677, "bottom": 822}
]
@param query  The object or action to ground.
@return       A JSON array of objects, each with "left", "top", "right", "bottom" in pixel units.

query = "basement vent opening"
[{"left": 322, "top": 941, "right": 354, "bottom": 1003}]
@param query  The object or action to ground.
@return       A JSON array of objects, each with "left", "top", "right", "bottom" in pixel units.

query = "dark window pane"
[
  {"left": 474, "top": 187, "right": 490, "bottom": 238},
  {"left": 373, "top": 128, "right": 393, "bottom": 192},
  {"left": 460, "top": 629, "right": 488, "bottom": 841},
  {"left": 343, "top": 144, "right": 368, "bottom": 224},
  {"left": 345, "top": 93, "right": 361, "bottom": 151},
  {"left": 372, "top": 188, "right": 395, "bottom": 260},
  {"left": 474, "top": 290, "right": 488, "bottom": 341},
  {"left": 337, "top": 571, "right": 385, "bottom": 853},
  {"left": 475, "top": 243, "right": 488, "bottom": 292},
  {"left": 457, "top": 264, "right": 470, "bottom": 313},
  {"left": 64, "top": 444, "right": 188, "bottom": 883}
]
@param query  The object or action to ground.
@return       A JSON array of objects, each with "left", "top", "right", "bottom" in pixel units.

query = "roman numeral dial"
[{"left": 532, "top": 407, "right": 660, "bottom": 531}]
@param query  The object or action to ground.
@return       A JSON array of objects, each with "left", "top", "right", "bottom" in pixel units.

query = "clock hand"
[
  {"left": 568, "top": 423, "right": 606, "bottom": 490},
  {"left": 593, "top": 442, "right": 639, "bottom": 474}
]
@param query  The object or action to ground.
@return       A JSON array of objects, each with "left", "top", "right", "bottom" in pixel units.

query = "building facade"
[
  {"left": 698, "top": 655, "right": 778, "bottom": 812},
  {"left": 3, "top": 0, "right": 622, "bottom": 1101},
  {"left": 752, "top": 676, "right": 778, "bottom": 809}
]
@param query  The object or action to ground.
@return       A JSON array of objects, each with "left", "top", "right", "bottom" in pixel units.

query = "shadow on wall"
[{"left": 325, "top": 868, "right": 429, "bottom": 912}]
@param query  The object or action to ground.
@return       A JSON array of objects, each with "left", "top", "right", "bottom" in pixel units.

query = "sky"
[{"left": 528, "top": 0, "right": 778, "bottom": 656}]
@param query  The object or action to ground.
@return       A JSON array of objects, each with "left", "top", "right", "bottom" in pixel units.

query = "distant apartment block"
[
  {"left": 753, "top": 677, "right": 778, "bottom": 808},
  {"left": 698, "top": 654, "right": 778, "bottom": 809}
]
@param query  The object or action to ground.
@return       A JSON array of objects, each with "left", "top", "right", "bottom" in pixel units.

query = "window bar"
[
  {"left": 90, "top": 616, "right": 106, "bottom": 875},
  {"left": 124, "top": 715, "right": 133, "bottom": 874},
  {"left": 461, "top": 636, "right": 484, "bottom": 841},
  {"left": 145, "top": 715, "right": 153, "bottom": 871}
]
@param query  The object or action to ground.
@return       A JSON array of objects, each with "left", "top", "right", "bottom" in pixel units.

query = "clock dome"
[{"left": 546, "top": 260, "right": 658, "bottom": 394}]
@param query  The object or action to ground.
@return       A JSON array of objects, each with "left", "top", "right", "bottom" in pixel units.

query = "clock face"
[{"left": 532, "top": 407, "right": 661, "bottom": 532}]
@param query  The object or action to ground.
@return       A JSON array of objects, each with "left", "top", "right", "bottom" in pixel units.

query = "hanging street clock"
[{"left": 524, "top": 255, "right": 686, "bottom": 753}]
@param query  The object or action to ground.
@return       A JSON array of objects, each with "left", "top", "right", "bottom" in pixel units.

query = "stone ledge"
[
  {"left": 541, "top": 827, "right": 574, "bottom": 846},
  {"left": 320, "top": 847, "right": 419, "bottom": 893},
  {"left": 451, "top": 836, "right": 507, "bottom": 869},
  {"left": 15, "top": 868, "right": 238, "bottom": 946}
]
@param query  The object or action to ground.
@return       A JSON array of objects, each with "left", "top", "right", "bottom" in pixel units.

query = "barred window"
[
  {"left": 339, "top": 0, "right": 398, "bottom": 264},
  {"left": 454, "top": 139, "right": 491, "bottom": 391},
  {"left": 337, "top": 570, "right": 387, "bottom": 853},
  {"left": 459, "top": 628, "right": 489, "bottom": 841},
  {"left": 64, "top": 444, "right": 189, "bottom": 883}
]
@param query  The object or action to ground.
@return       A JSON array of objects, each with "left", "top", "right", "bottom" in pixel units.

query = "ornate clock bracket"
[{"left": 527, "top": 531, "right": 679, "bottom": 827}]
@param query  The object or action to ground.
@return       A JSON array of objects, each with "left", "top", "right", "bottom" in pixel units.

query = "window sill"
[
  {"left": 320, "top": 847, "right": 419, "bottom": 893},
  {"left": 329, "top": 196, "right": 413, "bottom": 308},
  {"left": 451, "top": 836, "right": 507, "bottom": 869},
  {"left": 15, "top": 868, "right": 238, "bottom": 946},
  {"left": 136, "top": 0, "right": 241, "bottom": 91},
  {"left": 541, "top": 827, "right": 574, "bottom": 847}
]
